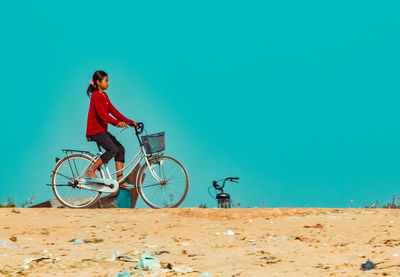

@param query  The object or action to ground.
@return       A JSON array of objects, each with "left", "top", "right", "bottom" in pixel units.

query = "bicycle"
[
  {"left": 49, "top": 123, "right": 189, "bottom": 209},
  {"left": 208, "top": 177, "right": 239, "bottom": 208}
]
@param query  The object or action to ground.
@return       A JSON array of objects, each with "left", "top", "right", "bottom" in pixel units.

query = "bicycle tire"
[
  {"left": 51, "top": 153, "right": 104, "bottom": 208},
  {"left": 136, "top": 155, "right": 189, "bottom": 208}
]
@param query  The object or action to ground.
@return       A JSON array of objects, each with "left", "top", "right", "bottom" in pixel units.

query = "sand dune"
[{"left": 1, "top": 207, "right": 400, "bottom": 276}]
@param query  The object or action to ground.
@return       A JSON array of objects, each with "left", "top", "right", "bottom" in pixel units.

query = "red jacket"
[{"left": 86, "top": 91, "right": 133, "bottom": 136}]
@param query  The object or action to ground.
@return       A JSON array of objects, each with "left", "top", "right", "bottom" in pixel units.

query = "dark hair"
[{"left": 87, "top": 70, "right": 108, "bottom": 97}]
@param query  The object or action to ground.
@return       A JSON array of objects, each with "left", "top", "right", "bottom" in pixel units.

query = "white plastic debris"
[
  {"left": 106, "top": 250, "right": 121, "bottom": 261},
  {"left": 172, "top": 266, "right": 195, "bottom": 273},
  {"left": 0, "top": 238, "right": 24, "bottom": 249},
  {"left": 23, "top": 250, "right": 60, "bottom": 269},
  {"left": 216, "top": 229, "right": 235, "bottom": 236},
  {"left": 106, "top": 250, "right": 139, "bottom": 262}
]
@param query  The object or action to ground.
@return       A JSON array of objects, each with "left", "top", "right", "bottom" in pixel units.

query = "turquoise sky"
[{"left": 1, "top": 1, "right": 400, "bottom": 208}]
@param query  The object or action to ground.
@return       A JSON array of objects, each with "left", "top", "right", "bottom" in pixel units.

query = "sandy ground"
[{"left": 1, "top": 208, "right": 400, "bottom": 276}]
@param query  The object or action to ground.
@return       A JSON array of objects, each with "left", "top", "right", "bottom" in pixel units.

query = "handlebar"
[
  {"left": 212, "top": 177, "right": 240, "bottom": 190},
  {"left": 120, "top": 122, "right": 145, "bottom": 147},
  {"left": 127, "top": 122, "right": 144, "bottom": 134}
]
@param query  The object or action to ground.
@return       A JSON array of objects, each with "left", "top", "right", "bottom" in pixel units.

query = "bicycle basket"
[{"left": 142, "top": 132, "right": 165, "bottom": 154}]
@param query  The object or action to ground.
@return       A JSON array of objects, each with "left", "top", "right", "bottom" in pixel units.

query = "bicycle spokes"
[
  {"left": 52, "top": 154, "right": 102, "bottom": 208},
  {"left": 137, "top": 156, "right": 189, "bottom": 208}
]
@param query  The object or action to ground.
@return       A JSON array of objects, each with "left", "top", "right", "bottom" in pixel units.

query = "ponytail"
[{"left": 87, "top": 70, "right": 108, "bottom": 97}]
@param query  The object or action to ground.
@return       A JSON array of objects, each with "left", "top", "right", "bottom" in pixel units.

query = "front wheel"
[{"left": 137, "top": 155, "right": 189, "bottom": 208}]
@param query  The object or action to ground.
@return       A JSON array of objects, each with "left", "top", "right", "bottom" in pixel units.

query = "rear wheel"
[
  {"left": 51, "top": 154, "right": 103, "bottom": 208},
  {"left": 137, "top": 155, "right": 189, "bottom": 208}
]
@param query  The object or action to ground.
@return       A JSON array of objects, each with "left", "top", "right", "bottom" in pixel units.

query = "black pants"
[{"left": 87, "top": 132, "right": 125, "bottom": 164}]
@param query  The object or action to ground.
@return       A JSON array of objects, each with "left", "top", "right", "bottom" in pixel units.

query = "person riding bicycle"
[{"left": 85, "top": 70, "right": 139, "bottom": 188}]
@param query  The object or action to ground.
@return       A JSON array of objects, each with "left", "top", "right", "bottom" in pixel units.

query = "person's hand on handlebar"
[
  {"left": 117, "top": 121, "right": 127, "bottom": 128},
  {"left": 131, "top": 121, "right": 140, "bottom": 128},
  {"left": 119, "top": 121, "right": 140, "bottom": 128},
  {"left": 126, "top": 121, "right": 139, "bottom": 128}
]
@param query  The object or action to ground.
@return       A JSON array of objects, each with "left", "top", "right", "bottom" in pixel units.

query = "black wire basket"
[{"left": 142, "top": 132, "right": 165, "bottom": 154}]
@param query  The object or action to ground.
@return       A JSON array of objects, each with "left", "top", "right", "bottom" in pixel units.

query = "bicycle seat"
[
  {"left": 216, "top": 193, "right": 230, "bottom": 200},
  {"left": 86, "top": 137, "right": 103, "bottom": 152}
]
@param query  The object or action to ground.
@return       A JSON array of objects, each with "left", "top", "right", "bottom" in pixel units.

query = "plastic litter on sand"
[
  {"left": 115, "top": 270, "right": 131, "bottom": 277},
  {"left": 216, "top": 230, "right": 235, "bottom": 236},
  {"left": 134, "top": 253, "right": 161, "bottom": 271},
  {"left": 72, "top": 238, "right": 83, "bottom": 245},
  {"left": 143, "top": 251, "right": 170, "bottom": 256},
  {"left": 106, "top": 250, "right": 139, "bottom": 262},
  {"left": 144, "top": 244, "right": 158, "bottom": 248},
  {"left": 361, "top": 259, "right": 375, "bottom": 271},
  {"left": 0, "top": 238, "right": 24, "bottom": 249},
  {"left": 22, "top": 250, "right": 60, "bottom": 269}
]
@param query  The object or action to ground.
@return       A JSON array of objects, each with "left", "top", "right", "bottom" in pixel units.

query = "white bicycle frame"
[{"left": 85, "top": 145, "right": 164, "bottom": 186}]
